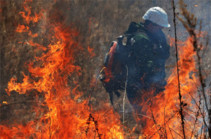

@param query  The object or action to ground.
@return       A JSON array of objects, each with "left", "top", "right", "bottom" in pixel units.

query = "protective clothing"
[
  {"left": 143, "top": 7, "right": 170, "bottom": 28},
  {"left": 125, "top": 22, "right": 170, "bottom": 108}
]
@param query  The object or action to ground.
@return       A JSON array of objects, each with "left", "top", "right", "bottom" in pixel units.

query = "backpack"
[{"left": 99, "top": 22, "right": 142, "bottom": 104}]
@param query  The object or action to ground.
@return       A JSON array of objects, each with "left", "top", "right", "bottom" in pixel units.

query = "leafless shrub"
[{"left": 176, "top": 0, "right": 211, "bottom": 138}]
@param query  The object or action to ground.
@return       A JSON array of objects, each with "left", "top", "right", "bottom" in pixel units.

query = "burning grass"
[
  {"left": 1, "top": 1, "right": 125, "bottom": 138},
  {"left": 0, "top": 0, "right": 210, "bottom": 138}
]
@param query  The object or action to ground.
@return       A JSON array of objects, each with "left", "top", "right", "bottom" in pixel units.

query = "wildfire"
[
  {"left": 0, "top": 0, "right": 124, "bottom": 138},
  {"left": 16, "top": 25, "right": 29, "bottom": 33},
  {"left": 0, "top": 0, "right": 207, "bottom": 138},
  {"left": 140, "top": 37, "right": 204, "bottom": 138},
  {"left": 87, "top": 46, "right": 96, "bottom": 58}
]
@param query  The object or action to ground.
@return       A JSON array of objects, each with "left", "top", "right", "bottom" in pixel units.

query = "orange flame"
[
  {"left": 16, "top": 25, "right": 29, "bottom": 32},
  {"left": 140, "top": 37, "right": 203, "bottom": 138},
  {"left": 1, "top": 0, "right": 124, "bottom": 138},
  {"left": 19, "top": 4, "right": 42, "bottom": 24},
  {"left": 1, "top": 0, "right": 206, "bottom": 138},
  {"left": 87, "top": 46, "right": 96, "bottom": 58}
]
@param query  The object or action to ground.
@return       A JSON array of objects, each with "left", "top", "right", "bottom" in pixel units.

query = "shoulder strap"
[{"left": 125, "top": 22, "right": 141, "bottom": 35}]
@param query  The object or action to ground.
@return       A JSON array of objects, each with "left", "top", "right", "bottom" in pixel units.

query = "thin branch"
[
  {"left": 190, "top": 108, "right": 200, "bottom": 139},
  {"left": 177, "top": 0, "right": 211, "bottom": 137},
  {"left": 123, "top": 65, "right": 128, "bottom": 124},
  {"left": 86, "top": 113, "right": 102, "bottom": 139},
  {"left": 168, "top": 125, "right": 175, "bottom": 139},
  {"left": 144, "top": 113, "right": 177, "bottom": 139},
  {"left": 146, "top": 106, "right": 177, "bottom": 139},
  {"left": 150, "top": 107, "right": 164, "bottom": 138},
  {"left": 168, "top": 126, "right": 184, "bottom": 139},
  {"left": 136, "top": 113, "right": 153, "bottom": 120},
  {"left": 188, "top": 92, "right": 208, "bottom": 129},
  {"left": 171, "top": 0, "right": 186, "bottom": 138}
]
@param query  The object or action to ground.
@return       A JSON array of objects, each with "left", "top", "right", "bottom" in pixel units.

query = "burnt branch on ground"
[{"left": 85, "top": 113, "right": 102, "bottom": 139}]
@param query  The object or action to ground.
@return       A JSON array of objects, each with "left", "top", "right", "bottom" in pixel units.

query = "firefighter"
[
  {"left": 100, "top": 7, "right": 170, "bottom": 110},
  {"left": 125, "top": 7, "right": 170, "bottom": 112}
]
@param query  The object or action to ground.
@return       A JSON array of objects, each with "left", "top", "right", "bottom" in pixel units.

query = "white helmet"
[{"left": 143, "top": 7, "right": 170, "bottom": 28}]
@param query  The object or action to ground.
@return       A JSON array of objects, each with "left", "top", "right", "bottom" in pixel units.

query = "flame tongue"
[
  {"left": 1, "top": 0, "right": 207, "bottom": 138},
  {"left": 140, "top": 37, "right": 202, "bottom": 138},
  {"left": 1, "top": 0, "right": 124, "bottom": 138}
]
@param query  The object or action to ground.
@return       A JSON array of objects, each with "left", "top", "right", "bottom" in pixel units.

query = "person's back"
[{"left": 125, "top": 7, "right": 170, "bottom": 114}]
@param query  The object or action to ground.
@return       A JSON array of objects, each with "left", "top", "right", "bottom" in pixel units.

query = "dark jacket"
[
  {"left": 101, "top": 22, "right": 170, "bottom": 105},
  {"left": 125, "top": 22, "right": 170, "bottom": 99}
]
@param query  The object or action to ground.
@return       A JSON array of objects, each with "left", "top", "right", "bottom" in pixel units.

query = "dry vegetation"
[{"left": 0, "top": 0, "right": 211, "bottom": 138}]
